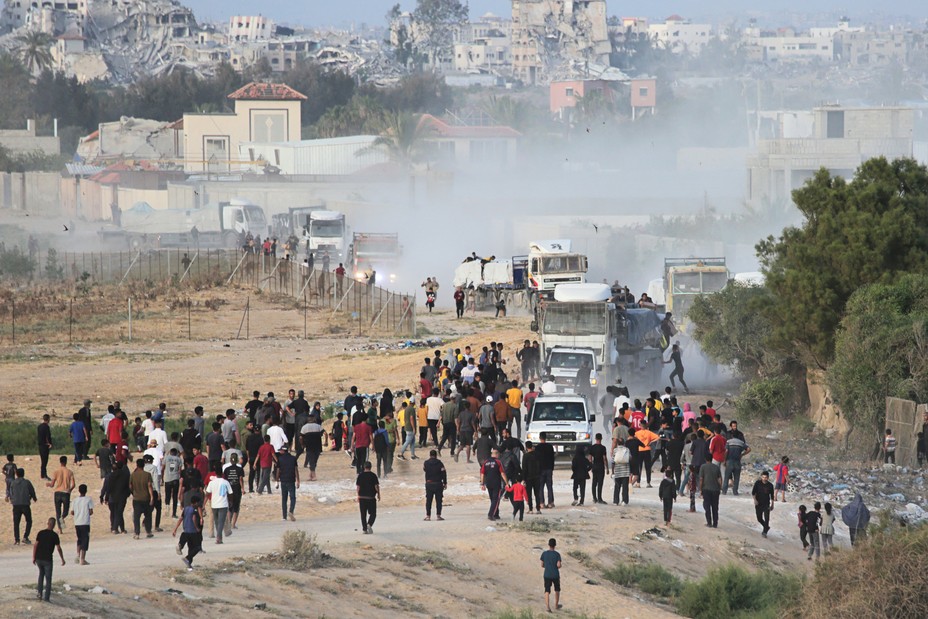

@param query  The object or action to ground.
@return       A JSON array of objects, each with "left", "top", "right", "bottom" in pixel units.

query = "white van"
[{"left": 524, "top": 394, "right": 594, "bottom": 457}]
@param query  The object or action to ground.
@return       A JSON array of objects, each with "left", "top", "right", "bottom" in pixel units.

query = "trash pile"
[{"left": 344, "top": 338, "right": 445, "bottom": 352}]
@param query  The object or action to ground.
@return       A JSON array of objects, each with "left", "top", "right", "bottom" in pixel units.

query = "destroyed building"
[{"left": 511, "top": 0, "right": 611, "bottom": 85}]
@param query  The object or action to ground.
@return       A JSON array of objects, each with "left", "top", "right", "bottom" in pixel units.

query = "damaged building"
[{"left": 511, "top": 0, "right": 611, "bottom": 85}]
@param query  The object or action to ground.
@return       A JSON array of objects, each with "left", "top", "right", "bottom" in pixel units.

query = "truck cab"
[
  {"left": 524, "top": 394, "right": 594, "bottom": 456},
  {"left": 527, "top": 239, "right": 588, "bottom": 298},
  {"left": 544, "top": 346, "right": 600, "bottom": 395}
]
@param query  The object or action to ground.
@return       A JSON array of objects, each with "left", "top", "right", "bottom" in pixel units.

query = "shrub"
[
  {"left": 675, "top": 565, "right": 801, "bottom": 619},
  {"left": 274, "top": 531, "right": 335, "bottom": 570},
  {"left": 734, "top": 376, "right": 793, "bottom": 422},
  {"left": 603, "top": 562, "right": 683, "bottom": 599},
  {"left": 795, "top": 523, "right": 928, "bottom": 618}
]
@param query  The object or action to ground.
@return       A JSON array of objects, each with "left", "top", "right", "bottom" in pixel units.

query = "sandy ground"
[{"left": 0, "top": 304, "right": 828, "bottom": 617}]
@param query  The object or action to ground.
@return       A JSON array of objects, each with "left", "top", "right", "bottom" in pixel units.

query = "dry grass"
[{"left": 795, "top": 524, "right": 928, "bottom": 618}]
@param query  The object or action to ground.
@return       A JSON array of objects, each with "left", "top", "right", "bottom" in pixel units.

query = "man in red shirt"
[
  {"left": 419, "top": 372, "right": 432, "bottom": 398},
  {"left": 708, "top": 425, "right": 728, "bottom": 486},
  {"left": 255, "top": 436, "right": 275, "bottom": 495},
  {"left": 523, "top": 383, "right": 539, "bottom": 416},
  {"left": 192, "top": 447, "right": 210, "bottom": 484},
  {"left": 107, "top": 413, "right": 125, "bottom": 449},
  {"left": 351, "top": 419, "right": 373, "bottom": 476}
]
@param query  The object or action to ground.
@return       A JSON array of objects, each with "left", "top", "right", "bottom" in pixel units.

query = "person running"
[
  {"left": 356, "top": 461, "right": 380, "bottom": 534},
  {"left": 173, "top": 494, "right": 204, "bottom": 570},
  {"left": 423, "top": 450, "right": 447, "bottom": 521},
  {"left": 663, "top": 343, "right": 690, "bottom": 394},
  {"left": 47, "top": 456, "right": 75, "bottom": 533},
  {"left": 276, "top": 445, "right": 299, "bottom": 522},
  {"left": 509, "top": 475, "right": 527, "bottom": 521},
  {"left": 205, "top": 464, "right": 232, "bottom": 543},
  {"left": 658, "top": 469, "right": 677, "bottom": 525},
  {"left": 70, "top": 484, "right": 93, "bottom": 565},
  {"left": 751, "top": 470, "right": 775, "bottom": 537},
  {"left": 11, "top": 467, "right": 37, "bottom": 544},
  {"left": 33, "top": 517, "right": 65, "bottom": 602},
  {"left": 480, "top": 448, "right": 508, "bottom": 520},
  {"left": 540, "top": 538, "right": 563, "bottom": 613}
]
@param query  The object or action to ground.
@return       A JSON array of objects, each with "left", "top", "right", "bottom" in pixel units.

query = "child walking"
[
  {"left": 773, "top": 456, "right": 789, "bottom": 502},
  {"left": 540, "top": 538, "right": 563, "bottom": 613},
  {"left": 805, "top": 501, "right": 823, "bottom": 561},
  {"left": 510, "top": 475, "right": 526, "bottom": 521},
  {"left": 658, "top": 469, "right": 677, "bottom": 525},
  {"left": 332, "top": 413, "right": 345, "bottom": 451},
  {"left": 820, "top": 502, "right": 836, "bottom": 554}
]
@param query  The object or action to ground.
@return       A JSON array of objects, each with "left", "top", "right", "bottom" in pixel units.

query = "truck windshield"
[
  {"left": 532, "top": 401, "right": 586, "bottom": 422},
  {"left": 543, "top": 303, "right": 606, "bottom": 336},
  {"left": 548, "top": 351, "right": 594, "bottom": 369},
  {"left": 357, "top": 238, "right": 398, "bottom": 255},
  {"left": 539, "top": 255, "right": 585, "bottom": 274},
  {"left": 702, "top": 271, "right": 728, "bottom": 293},
  {"left": 244, "top": 206, "right": 267, "bottom": 228},
  {"left": 311, "top": 220, "right": 343, "bottom": 237}
]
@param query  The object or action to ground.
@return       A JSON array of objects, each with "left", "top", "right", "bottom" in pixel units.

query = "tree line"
[{"left": 690, "top": 157, "right": 928, "bottom": 439}]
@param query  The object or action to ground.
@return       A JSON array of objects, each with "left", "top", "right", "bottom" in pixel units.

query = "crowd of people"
[{"left": 5, "top": 338, "right": 873, "bottom": 606}]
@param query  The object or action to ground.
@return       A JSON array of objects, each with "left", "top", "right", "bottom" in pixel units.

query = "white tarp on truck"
[
  {"left": 453, "top": 260, "right": 514, "bottom": 288},
  {"left": 119, "top": 202, "right": 227, "bottom": 234}
]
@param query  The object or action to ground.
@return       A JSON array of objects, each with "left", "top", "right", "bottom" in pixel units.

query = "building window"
[
  {"left": 639, "top": 87, "right": 649, "bottom": 97},
  {"left": 826, "top": 111, "right": 845, "bottom": 138},
  {"left": 565, "top": 87, "right": 574, "bottom": 97}
]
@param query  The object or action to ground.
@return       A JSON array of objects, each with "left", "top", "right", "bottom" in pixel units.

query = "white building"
[
  {"left": 239, "top": 136, "right": 389, "bottom": 176},
  {"left": 229, "top": 15, "right": 273, "bottom": 42},
  {"left": 648, "top": 15, "right": 712, "bottom": 54}
]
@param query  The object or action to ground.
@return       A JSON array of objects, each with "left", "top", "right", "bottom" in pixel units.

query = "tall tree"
[
  {"left": 411, "top": 0, "right": 468, "bottom": 68},
  {"left": 16, "top": 30, "right": 53, "bottom": 75},
  {"left": 757, "top": 158, "right": 928, "bottom": 368},
  {"left": 0, "top": 53, "right": 34, "bottom": 129}
]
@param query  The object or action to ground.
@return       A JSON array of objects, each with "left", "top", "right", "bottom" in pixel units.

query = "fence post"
[
  {"left": 11, "top": 298, "right": 14, "bottom": 344},
  {"left": 187, "top": 297, "right": 192, "bottom": 340},
  {"left": 127, "top": 297, "right": 132, "bottom": 341},
  {"left": 69, "top": 298, "right": 73, "bottom": 344}
]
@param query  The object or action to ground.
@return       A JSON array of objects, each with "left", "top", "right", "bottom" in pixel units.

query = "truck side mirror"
[{"left": 590, "top": 414, "right": 596, "bottom": 422}]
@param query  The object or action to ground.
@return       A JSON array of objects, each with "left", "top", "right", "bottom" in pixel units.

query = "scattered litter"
[
  {"left": 88, "top": 585, "right": 109, "bottom": 594},
  {"left": 254, "top": 602, "right": 267, "bottom": 610}
]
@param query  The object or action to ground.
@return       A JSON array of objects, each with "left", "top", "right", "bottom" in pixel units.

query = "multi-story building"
[
  {"left": 228, "top": 15, "right": 274, "bottom": 42},
  {"left": 747, "top": 105, "right": 914, "bottom": 206},
  {"left": 744, "top": 27, "right": 834, "bottom": 63},
  {"left": 511, "top": 0, "right": 610, "bottom": 85},
  {"left": 648, "top": 15, "right": 712, "bottom": 55}
]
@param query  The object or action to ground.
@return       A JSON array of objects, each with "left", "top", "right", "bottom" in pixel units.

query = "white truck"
[
  {"left": 527, "top": 239, "right": 588, "bottom": 299},
  {"left": 349, "top": 232, "right": 402, "bottom": 283},
  {"left": 271, "top": 205, "right": 348, "bottom": 258},
  {"left": 105, "top": 199, "right": 268, "bottom": 249},
  {"left": 523, "top": 393, "right": 595, "bottom": 457}
]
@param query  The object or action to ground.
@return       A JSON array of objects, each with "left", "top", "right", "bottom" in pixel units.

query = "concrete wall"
[
  {"left": 0, "top": 172, "right": 61, "bottom": 215},
  {"left": 0, "top": 133, "right": 60, "bottom": 156}
]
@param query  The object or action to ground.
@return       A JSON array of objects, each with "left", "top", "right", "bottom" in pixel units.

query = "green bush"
[
  {"left": 675, "top": 565, "right": 802, "bottom": 619},
  {"left": 0, "top": 421, "right": 72, "bottom": 455},
  {"left": 734, "top": 376, "right": 793, "bottom": 422},
  {"left": 603, "top": 562, "right": 683, "bottom": 598}
]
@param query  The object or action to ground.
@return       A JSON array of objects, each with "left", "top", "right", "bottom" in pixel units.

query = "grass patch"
[
  {"left": 270, "top": 531, "right": 340, "bottom": 570},
  {"left": 382, "top": 547, "right": 471, "bottom": 573},
  {"left": 603, "top": 562, "right": 683, "bottom": 599},
  {"left": 492, "top": 610, "right": 602, "bottom": 619},
  {"left": 0, "top": 421, "right": 72, "bottom": 455},
  {"left": 676, "top": 565, "right": 802, "bottom": 619},
  {"left": 516, "top": 518, "right": 566, "bottom": 533}
]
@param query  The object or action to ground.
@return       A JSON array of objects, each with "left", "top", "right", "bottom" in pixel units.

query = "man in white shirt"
[
  {"left": 541, "top": 375, "right": 558, "bottom": 395},
  {"left": 100, "top": 409, "right": 114, "bottom": 436},
  {"left": 142, "top": 453, "right": 164, "bottom": 533},
  {"left": 148, "top": 420, "right": 168, "bottom": 453},
  {"left": 205, "top": 474, "right": 232, "bottom": 544},
  {"left": 461, "top": 359, "right": 478, "bottom": 384},
  {"left": 425, "top": 393, "right": 443, "bottom": 447},
  {"left": 141, "top": 412, "right": 155, "bottom": 444},
  {"left": 267, "top": 419, "right": 287, "bottom": 452},
  {"left": 70, "top": 483, "right": 94, "bottom": 565}
]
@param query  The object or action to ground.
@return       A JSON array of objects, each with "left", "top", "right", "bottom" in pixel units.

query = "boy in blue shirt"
[
  {"left": 540, "top": 537, "right": 563, "bottom": 612},
  {"left": 69, "top": 413, "right": 88, "bottom": 464}
]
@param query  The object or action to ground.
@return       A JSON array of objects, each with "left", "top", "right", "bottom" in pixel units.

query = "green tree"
[
  {"left": 15, "top": 30, "right": 53, "bottom": 75},
  {"left": 757, "top": 158, "right": 928, "bottom": 368},
  {"left": 367, "top": 112, "right": 434, "bottom": 205},
  {"left": 0, "top": 53, "right": 34, "bottom": 129},
  {"left": 282, "top": 59, "right": 356, "bottom": 128},
  {"left": 360, "top": 73, "right": 452, "bottom": 114},
  {"left": 481, "top": 95, "right": 537, "bottom": 133},
  {"left": 312, "top": 96, "right": 386, "bottom": 138},
  {"left": 411, "top": 0, "right": 468, "bottom": 68},
  {"left": 828, "top": 273, "right": 928, "bottom": 432}
]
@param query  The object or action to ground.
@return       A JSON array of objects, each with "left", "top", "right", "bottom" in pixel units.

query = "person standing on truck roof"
[{"left": 664, "top": 343, "right": 690, "bottom": 394}]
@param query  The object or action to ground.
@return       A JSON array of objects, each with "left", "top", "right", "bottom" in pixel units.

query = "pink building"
[
  {"left": 549, "top": 80, "right": 613, "bottom": 119},
  {"left": 630, "top": 77, "right": 657, "bottom": 119}
]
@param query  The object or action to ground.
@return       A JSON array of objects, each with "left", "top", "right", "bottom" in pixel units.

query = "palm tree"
[
  {"left": 365, "top": 112, "right": 434, "bottom": 206},
  {"left": 16, "top": 31, "right": 54, "bottom": 75}
]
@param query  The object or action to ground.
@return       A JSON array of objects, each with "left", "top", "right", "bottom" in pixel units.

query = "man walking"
[
  {"left": 351, "top": 415, "right": 373, "bottom": 475},
  {"left": 11, "top": 467, "right": 37, "bottom": 544},
  {"left": 480, "top": 448, "right": 508, "bottom": 520},
  {"left": 33, "top": 517, "right": 65, "bottom": 602},
  {"left": 536, "top": 435, "right": 556, "bottom": 509},
  {"left": 47, "top": 456, "right": 75, "bottom": 533},
  {"left": 107, "top": 460, "right": 130, "bottom": 534},
  {"left": 540, "top": 538, "right": 563, "bottom": 613},
  {"left": 588, "top": 434, "right": 608, "bottom": 504},
  {"left": 423, "top": 450, "right": 447, "bottom": 521},
  {"left": 522, "top": 441, "right": 543, "bottom": 514},
  {"left": 356, "top": 461, "right": 380, "bottom": 534},
  {"left": 205, "top": 465, "right": 232, "bottom": 543},
  {"left": 129, "top": 459, "right": 154, "bottom": 539},
  {"left": 751, "top": 470, "right": 775, "bottom": 537},
  {"left": 277, "top": 445, "right": 299, "bottom": 522},
  {"left": 723, "top": 431, "right": 750, "bottom": 495},
  {"left": 698, "top": 457, "right": 722, "bottom": 528},
  {"left": 37, "top": 414, "right": 53, "bottom": 480},
  {"left": 438, "top": 393, "right": 459, "bottom": 458},
  {"left": 398, "top": 398, "right": 418, "bottom": 460}
]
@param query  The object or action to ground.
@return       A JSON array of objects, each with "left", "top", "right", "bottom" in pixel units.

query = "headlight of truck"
[
  {"left": 578, "top": 433, "right": 590, "bottom": 440},
  {"left": 590, "top": 378, "right": 598, "bottom": 386},
  {"left": 526, "top": 432, "right": 537, "bottom": 441}
]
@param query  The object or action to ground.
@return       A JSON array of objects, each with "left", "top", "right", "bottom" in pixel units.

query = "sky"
[{"left": 184, "top": 1, "right": 928, "bottom": 29}]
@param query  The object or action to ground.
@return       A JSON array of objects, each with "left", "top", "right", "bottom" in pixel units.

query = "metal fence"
[{"left": 6, "top": 249, "right": 416, "bottom": 338}]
